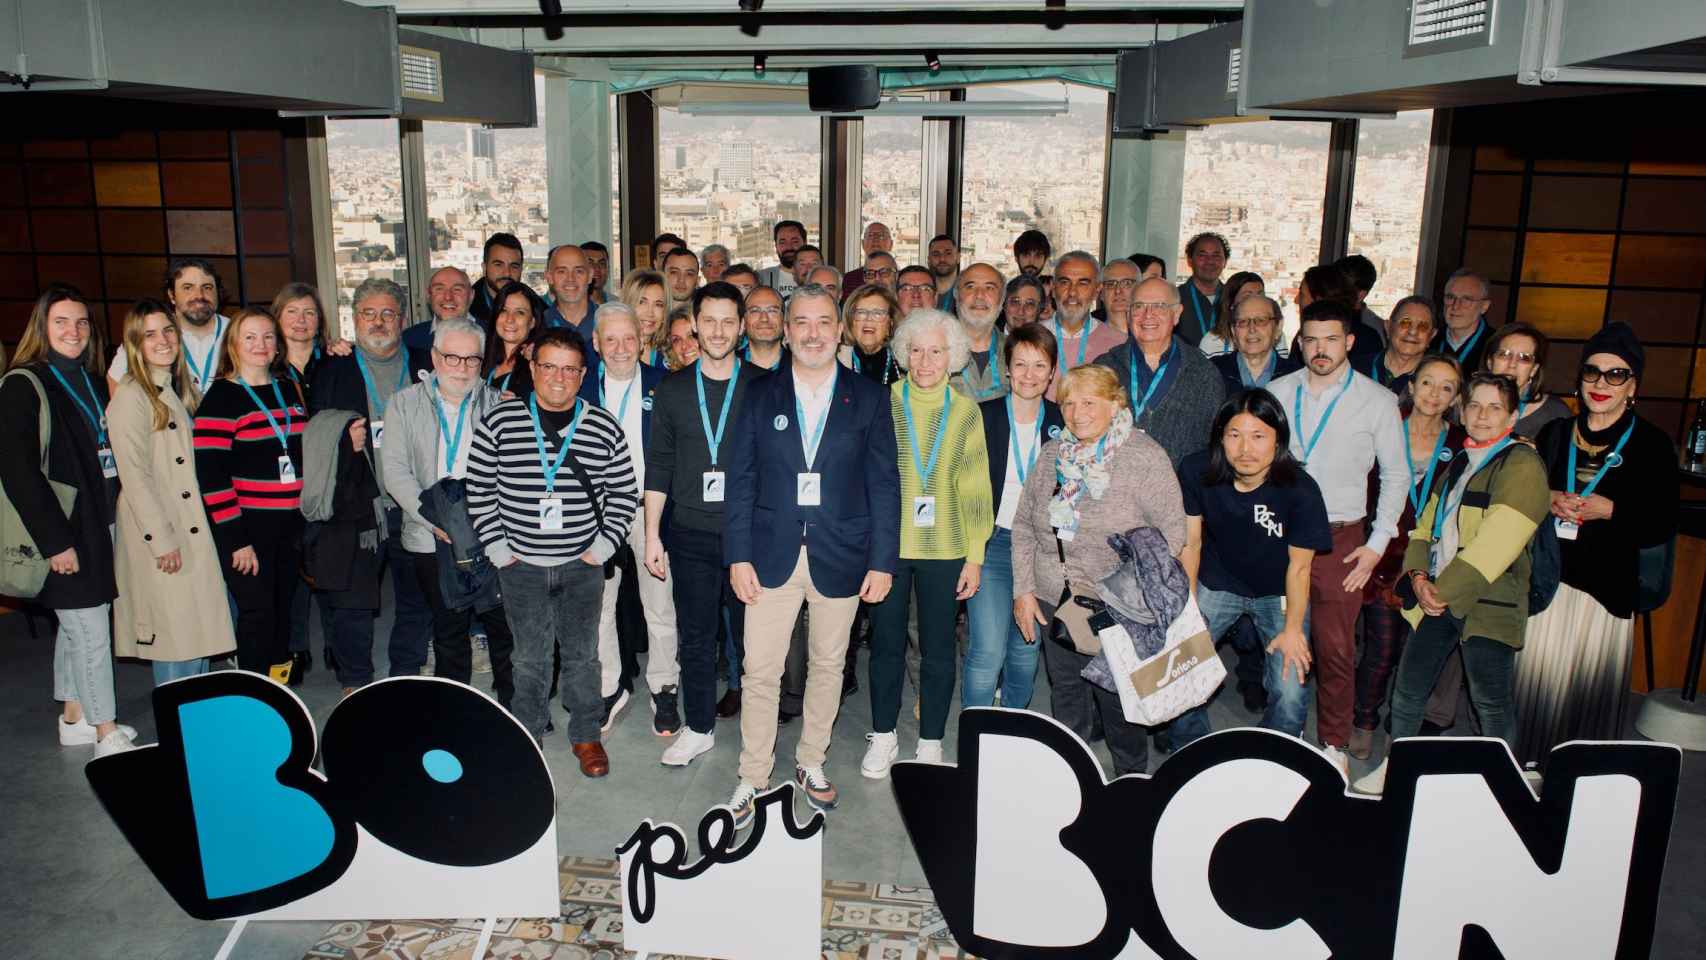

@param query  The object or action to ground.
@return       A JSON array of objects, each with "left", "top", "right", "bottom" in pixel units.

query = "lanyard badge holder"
[
  {"left": 1557, "top": 420, "right": 1633, "bottom": 540},
  {"left": 237, "top": 378, "right": 296, "bottom": 483},
  {"left": 696, "top": 359, "right": 741, "bottom": 503},
  {"left": 1295, "top": 373, "right": 1355, "bottom": 466},
  {"left": 530, "top": 396, "right": 587, "bottom": 530},
  {"left": 795, "top": 366, "right": 837, "bottom": 506},
  {"left": 184, "top": 316, "right": 225, "bottom": 393},
  {"left": 903, "top": 380, "right": 950, "bottom": 528},
  {"left": 355, "top": 350, "right": 408, "bottom": 449},
  {"left": 49, "top": 366, "right": 118, "bottom": 479}
]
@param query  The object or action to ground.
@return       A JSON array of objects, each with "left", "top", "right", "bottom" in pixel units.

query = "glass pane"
[
  {"left": 1178, "top": 119, "right": 1331, "bottom": 340},
  {"left": 611, "top": 93, "right": 622, "bottom": 288},
  {"left": 860, "top": 114, "right": 923, "bottom": 267},
  {"left": 1347, "top": 109, "right": 1433, "bottom": 319},
  {"left": 326, "top": 118, "right": 407, "bottom": 329},
  {"left": 961, "top": 82, "right": 1108, "bottom": 278},
  {"left": 656, "top": 105, "right": 822, "bottom": 272}
]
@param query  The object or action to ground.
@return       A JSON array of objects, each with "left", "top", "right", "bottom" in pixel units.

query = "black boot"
[{"left": 288, "top": 650, "right": 310, "bottom": 687}]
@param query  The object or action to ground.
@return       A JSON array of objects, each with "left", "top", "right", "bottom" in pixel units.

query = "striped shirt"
[
  {"left": 192, "top": 377, "right": 307, "bottom": 556},
  {"left": 465, "top": 396, "right": 639, "bottom": 567}
]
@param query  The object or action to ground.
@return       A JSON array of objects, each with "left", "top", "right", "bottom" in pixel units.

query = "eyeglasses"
[
  {"left": 1442, "top": 294, "right": 1487, "bottom": 306},
  {"left": 851, "top": 308, "right": 891, "bottom": 321},
  {"left": 1006, "top": 298, "right": 1040, "bottom": 311},
  {"left": 1133, "top": 301, "right": 1177, "bottom": 313},
  {"left": 1103, "top": 278, "right": 1139, "bottom": 291},
  {"left": 357, "top": 308, "right": 401, "bottom": 322},
  {"left": 1579, "top": 364, "right": 1633, "bottom": 386},
  {"left": 868, "top": 267, "right": 897, "bottom": 279},
  {"left": 898, "top": 283, "right": 934, "bottom": 296},
  {"left": 1233, "top": 315, "right": 1278, "bottom": 329},
  {"left": 1492, "top": 348, "right": 1536, "bottom": 364},
  {"left": 534, "top": 361, "right": 586, "bottom": 379},
  {"left": 434, "top": 350, "right": 483, "bottom": 369}
]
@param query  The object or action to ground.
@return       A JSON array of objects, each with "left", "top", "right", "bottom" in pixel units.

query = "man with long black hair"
[{"left": 1176, "top": 389, "right": 1332, "bottom": 743}]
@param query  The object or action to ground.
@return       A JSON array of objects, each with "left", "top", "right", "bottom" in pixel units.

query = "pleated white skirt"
[{"left": 1513, "top": 583, "right": 1633, "bottom": 766}]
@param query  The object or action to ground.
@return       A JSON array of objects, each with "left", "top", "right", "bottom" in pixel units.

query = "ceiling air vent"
[
  {"left": 399, "top": 45, "right": 444, "bottom": 103},
  {"left": 1226, "top": 46, "right": 1242, "bottom": 94},
  {"left": 1405, "top": 0, "right": 1496, "bottom": 57}
]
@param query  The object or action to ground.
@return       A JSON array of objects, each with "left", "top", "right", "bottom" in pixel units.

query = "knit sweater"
[
  {"left": 465, "top": 397, "right": 638, "bottom": 567},
  {"left": 1095, "top": 335, "right": 1227, "bottom": 467},
  {"left": 192, "top": 377, "right": 307, "bottom": 558},
  {"left": 890, "top": 379, "right": 994, "bottom": 564}
]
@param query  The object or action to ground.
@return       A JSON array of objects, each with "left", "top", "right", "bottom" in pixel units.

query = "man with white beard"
[{"left": 947, "top": 262, "right": 1009, "bottom": 402}]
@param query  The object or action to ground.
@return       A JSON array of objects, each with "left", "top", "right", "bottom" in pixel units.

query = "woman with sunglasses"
[
  {"left": 1482, "top": 322, "right": 1571, "bottom": 439},
  {"left": 1515, "top": 322, "right": 1678, "bottom": 768}
]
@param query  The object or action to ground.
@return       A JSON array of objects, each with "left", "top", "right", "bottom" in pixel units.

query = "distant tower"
[
  {"left": 718, "top": 140, "right": 754, "bottom": 188},
  {"left": 675, "top": 146, "right": 687, "bottom": 170},
  {"left": 466, "top": 127, "right": 496, "bottom": 180}
]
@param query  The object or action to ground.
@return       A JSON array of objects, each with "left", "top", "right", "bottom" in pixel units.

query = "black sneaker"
[
  {"left": 652, "top": 685, "right": 682, "bottom": 737},
  {"left": 1241, "top": 685, "right": 1268, "bottom": 713},
  {"left": 601, "top": 688, "right": 631, "bottom": 734}
]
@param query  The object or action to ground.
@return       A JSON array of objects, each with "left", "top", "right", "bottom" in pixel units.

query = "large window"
[
  {"left": 657, "top": 106, "right": 822, "bottom": 271},
  {"left": 1347, "top": 110, "right": 1435, "bottom": 318},
  {"left": 860, "top": 114, "right": 924, "bottom": 266},
  {"left": 326, "top": 118, "right": 407, "bottom": 326},
  {"left": 1177, "top": 120, "right": 1332, "bottom": 339},
  {"left": 961, "top": 82, "right": 1108, "bottom": 278},
  {"left": 610, "top": 93, "right": 622, "bottom": 288},
  {"left": 422, "top": 103, "right": 550, "bottom": 296}
]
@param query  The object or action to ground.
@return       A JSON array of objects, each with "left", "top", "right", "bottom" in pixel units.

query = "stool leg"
[{"left": 1642, "top": 612, "right": 1655, "bottom": 693}]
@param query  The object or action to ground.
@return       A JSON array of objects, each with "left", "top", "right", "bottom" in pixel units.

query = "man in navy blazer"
[
  {"left": 576, "top": 302, "right": 680, "bottom": 737},
  {"left": 721, "top": 282, "right": 899, "bottom": 827}
]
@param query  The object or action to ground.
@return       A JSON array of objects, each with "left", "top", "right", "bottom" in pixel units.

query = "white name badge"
[
  {"left": 540, "top": 497, "right": 564, "bottom": 531},
  {"left": 912, "top": 495, "right": 936, "bottom": 528},
  {"left": 797, "top": 472, "right": 822, "bottom": 506},
  {"left": 369, "top": 419, "right": 384, "bottom": 449},
  {"left": 702, "top": 470, "right": 725, "bottom": 503},
  {"left": 277, "top": 455, "right": 297, "bottom": 484},
  {"left": 1055, "top": 526, "right": 1076, "bottom": 543},
  {"left": 1555, "top": 518, "right": 1580, "bottom": 540},
  {"left": 97, "top": 444, "right": 118, "bottom": 479}
]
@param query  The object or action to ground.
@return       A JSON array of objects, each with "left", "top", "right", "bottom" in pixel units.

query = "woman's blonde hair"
[
  {"left": 213, "top": 307, "right": 286, "bottom": 381},
  {"left": 8, "top": 284, "right": 102, "bottom": 376},
  {"left": 120, "top": 299, "right": 199, "bottom": 427},
  {"left": 621, "top": 269, "right": 673, "bottom": 359},
  {"left": 1056, "top": 363, "right": 1129, "bottom": 410}
]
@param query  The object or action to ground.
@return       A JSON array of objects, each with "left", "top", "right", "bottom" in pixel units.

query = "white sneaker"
[
  {"left": 1352, "top": 758, "right": 1388, "bottom": 795},
  {"left": 93, "top": 729, "right": 137, "bottom": 759},
  {"left": 660, "top": 728, "right": 715, "bottom": 767},
  {"left": 60, "top": 717, "right": 137, "bottom": 746},
  {"left": 915, "top": 738, "right": 945, "bottom": 764},
  {"left": 724, "top": 781, "right": 760, "bottom": 831},
  {"left": 861, "top": 731, "right": 899, "bottom": 780},
  {"left": 470, "top": 634, "right": 492, "bottom": 675},
  {"left": 1322, "top": 744, "right": 1350, "bottom": 781}
]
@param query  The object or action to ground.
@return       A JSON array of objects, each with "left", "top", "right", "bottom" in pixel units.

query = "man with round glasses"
[{"left": 1433, "top": 267, "right": 1495, "bottom": 372}]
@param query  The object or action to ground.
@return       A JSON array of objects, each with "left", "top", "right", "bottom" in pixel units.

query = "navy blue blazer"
[
  {"left": 577, "top": 360, "right": 665, "bottom": 450},
  {"left": 978, "top": 395, "right": 1065, "bottom": 513},
  {"left": 723, "top": 366, "right": 900, "bottom": 596}
]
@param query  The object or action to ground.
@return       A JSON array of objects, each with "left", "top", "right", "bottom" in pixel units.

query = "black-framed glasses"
[
  {"left": 434, "top": 350, "right": 483, "bottom": 369},
  {"left": 1580, "top": 364, "right": 1633, "bottom": 386}
]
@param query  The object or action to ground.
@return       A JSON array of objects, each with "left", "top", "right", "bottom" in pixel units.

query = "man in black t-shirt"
[{"left": 1177, "top": 389, "right": 1332, "bottom": 741}]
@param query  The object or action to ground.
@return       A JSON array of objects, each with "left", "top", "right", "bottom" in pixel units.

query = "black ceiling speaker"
[{"left": 808, "top": 65, "right": 882, "bottom": 113}]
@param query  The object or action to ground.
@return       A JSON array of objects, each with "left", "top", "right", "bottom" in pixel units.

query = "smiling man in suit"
[{"left": 720, "top": 282, "right": 900, "bottom": 829}]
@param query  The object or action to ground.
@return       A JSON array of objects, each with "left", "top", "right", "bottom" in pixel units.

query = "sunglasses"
[{"left": 1579, "top": 364, "right": 1633, "bottom": 386}]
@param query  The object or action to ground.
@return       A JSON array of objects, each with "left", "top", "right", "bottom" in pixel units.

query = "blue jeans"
[
  {"left": 963, "top": 528, "right": 1039, "bottom": 708},
  {"left": 54, "top": 605, "right": 116, "bottom": 725},
  {"left": 1389, "top": 611, "right": 1515, "bottom": 746},
  {"left": 1192, "top": 585, "right": 1313, "bottom": 739},
  {"left": 499, "top": 559, "right": 606, "bottom": 744},
  {"left": 151, "top": 658, "right": 209, "bottom": 686}
]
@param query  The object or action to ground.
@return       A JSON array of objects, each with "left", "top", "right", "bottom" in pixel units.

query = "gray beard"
[{"left": 959, "top": 313, "right": 997, "bottom": 334}]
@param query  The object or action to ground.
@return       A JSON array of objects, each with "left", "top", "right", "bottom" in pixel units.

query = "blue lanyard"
[
  {"left": 486, "top": 369, "right": 513, "bottom": 392},
  {"left": 646, "top": 347, "right": 661, "bottom": 367},
  {"left": 1053, "top": 318, "right": 1094, "bottom": 368},
  {"left": 1127, "top": 344, "right": 1172, "bottom": 419},
  {"left": 599, "top": 363, "right": 637, "bottom": 421},
  {"left": 1185, "top": 284, "right": 1217, "bottom": 340},
  {"left": 236, "top": 378, "right": 292, "bottom": 452},
  {"left": 1004, "top": 392, "right": 1043, "bottom": 485},
  {"left": 695, "top": 358, "right": 741, "bottom": 467},
  {"left": 1447, "top": 320, "right": 1487, "bottom": 363},
  {"left": 1431, "top": 437, "right": 1514, "bottom": 541},
  {"left": 963, "top": 329, "right": 1004, "bottom": 399},
  {"left": 433, "top": 379, "right": 472, "bottom": 474},
  {"left": 852, "top": 348, "right": 895, "bottom": 384},
  {"left": 1369, "top": 354, "right": 1382, "bottom": 382},
  {"left": 46, "top": 365, "right": 107, "bottom": 446},
  {"left": 354, "top": 350, "right": 408, "bottom": 414},
  {"left": 528, "top": 396, "right": 586, "bottom": 495},
  {"left": 795, "top": 366, "right": 838, "bottom": 469},
  {"left": 185, "top": 316, "right": 225, "bottom": 387},
  {"left": 1239, "top": 351, "right": 1277, "bottom": 388},
  {"left": 742, "top": 344, "right": 779, "bottom": 370},
  {"left": 1402, "top": 419, "right": 1449, "bottom": 516},
  {"left": 1295, "top": 372, "right": 1355, "bottom": 463},
  {"left": 902, "top": 380, "right": 951, "bottom": 493},
  {"left": 1567, "top": 419, "right": 1635, "bottom": 498}
]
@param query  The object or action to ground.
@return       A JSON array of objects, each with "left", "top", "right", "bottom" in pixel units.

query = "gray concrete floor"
[{"left": 3, "top": 600, "right": 1703, "bottom": 958}]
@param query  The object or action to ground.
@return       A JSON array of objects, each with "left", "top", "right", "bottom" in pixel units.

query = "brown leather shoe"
[
  {"left": 571, "top": 741, "right": 610, "bottom": 778},
  {"left": 715, "top": 688, "right": 742, "bottom": 719}
]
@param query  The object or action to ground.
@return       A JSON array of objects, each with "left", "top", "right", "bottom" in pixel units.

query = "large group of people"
[{"left": 0, "top": 225, "right": 1677, "bottom": 825}]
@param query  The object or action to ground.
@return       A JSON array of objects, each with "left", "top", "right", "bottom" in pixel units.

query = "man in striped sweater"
[{"left": 465, "top": 327, "right": 639, "bottom": 777}]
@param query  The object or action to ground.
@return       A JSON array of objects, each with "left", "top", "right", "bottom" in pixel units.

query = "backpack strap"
[{"left": 1, "top": 369, "right": 53, "bottom": 476}]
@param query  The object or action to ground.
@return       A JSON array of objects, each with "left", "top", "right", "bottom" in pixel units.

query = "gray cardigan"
[
  {"left": 381, "top": 378, "right": 503, "bottom": 554},
  {"left": 1096, "top": 335, "right": 1227, "bottom": 468}
]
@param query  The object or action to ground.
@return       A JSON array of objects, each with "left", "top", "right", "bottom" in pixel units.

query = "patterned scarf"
[{"left": 1048, "top": 408, "right": 1135, "bottom": 536}]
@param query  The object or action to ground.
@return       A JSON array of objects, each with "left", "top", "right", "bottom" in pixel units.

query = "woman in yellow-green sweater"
[{"left": 861, "top": 308, "right": 995, "bottom": 779}]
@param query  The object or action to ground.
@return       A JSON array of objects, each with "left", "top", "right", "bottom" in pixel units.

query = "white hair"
[
  {"left": 1100, "top": 257, "right": 1140, "bottom": 282},
  {"left": 1056, "top": 249, "right": 1101, "bottom": 276},
  {"left": 892, "top": 307, "right": 971, "bottom": 374},
  {"left": 432, "top": 316, "right": 486, "bottom": 353},
  {"left": 786, "top": 282, "right": 841, "bottom": 324},
  {"left": 701, "top": 243, "right": 730, "bottom": 261},
  {"left": 807, "top": 264, "right": 843, "bottom": 287},
  {"left": 593, "top": 300, "right": 640, "bottom": 337}
]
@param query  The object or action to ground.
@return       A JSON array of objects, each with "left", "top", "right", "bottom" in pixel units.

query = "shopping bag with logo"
[{"left": 1096, "top": 592, "right": 1225, "bottom": 726}]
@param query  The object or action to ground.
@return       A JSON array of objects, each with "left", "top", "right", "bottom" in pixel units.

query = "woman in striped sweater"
[
  {"left": 193, "top": 307, "right": 317, "bottom": 682},
  {"left": 862, "top": 308, "right": 995, "bottom": 779}
]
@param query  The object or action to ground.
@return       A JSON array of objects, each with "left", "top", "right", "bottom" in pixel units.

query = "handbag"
[
  {"left": 0, "top": 370, "right": 79, "bottom": 599},
  {"left": 1051, "top": 580, "right": 1108, "bottom": 656},
  {"left": 1097, "top": 592, "right": 1226, "bottom": 726},
  {"left": 559, "top": 447, "right": 626, "bottom": 581}
]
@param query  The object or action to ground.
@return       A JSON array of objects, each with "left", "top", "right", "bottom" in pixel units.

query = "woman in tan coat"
[{"left": 108, "top": 299, "right": 235, "bottom": 683}]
